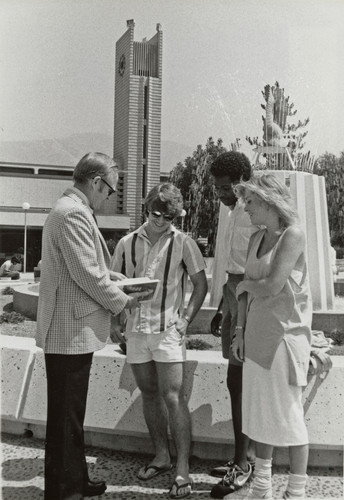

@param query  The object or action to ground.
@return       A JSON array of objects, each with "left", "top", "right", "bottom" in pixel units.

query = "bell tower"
[{"left": 114, "top": 20, "right": 163, "bottom": 228}]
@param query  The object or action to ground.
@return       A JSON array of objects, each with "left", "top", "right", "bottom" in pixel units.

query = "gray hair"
[{"left": 73, "top": 152, "right": 118, "bottom": 184}]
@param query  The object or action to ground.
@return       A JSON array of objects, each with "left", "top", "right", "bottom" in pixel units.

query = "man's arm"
[
  {"left": 58, "top": 209, "right": 136, "bottom": 315},
  {"left": 175, "top": 269, "right": 208, "bottom": 337},
  {"left": 210, "top": 297, "right": 223, "bottom": 337}
]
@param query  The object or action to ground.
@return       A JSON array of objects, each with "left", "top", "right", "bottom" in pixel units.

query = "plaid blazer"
[{"left": 36, "top": 188, "right": 128, "bottom": 354}]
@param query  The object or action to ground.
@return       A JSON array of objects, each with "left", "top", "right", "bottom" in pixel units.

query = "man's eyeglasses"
[
  {"left": 101, "top": 178, "right": 116, "bottom": 197},
  {"left": 150, "top": 211, "right": 174, "bottom": 222}
]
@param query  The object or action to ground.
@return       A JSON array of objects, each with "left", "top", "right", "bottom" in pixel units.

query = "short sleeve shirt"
[
  {"left": 225, "top": 201, "right": 258, "bottom": 274},
  {"left": 0, "top": 260, "right": 13, "bottom": 276},
  {"left": 111, "top": 223, "right": 206, "bottom": 334}
]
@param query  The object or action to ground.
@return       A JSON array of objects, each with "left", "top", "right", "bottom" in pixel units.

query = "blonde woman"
[{"left": 230, "top": 173, "right": 312, "bottom": 500}]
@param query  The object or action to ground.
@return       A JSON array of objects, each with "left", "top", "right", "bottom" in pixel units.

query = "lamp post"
[{"left": 22, "top": 202, "right": 30, "bottom": 273}]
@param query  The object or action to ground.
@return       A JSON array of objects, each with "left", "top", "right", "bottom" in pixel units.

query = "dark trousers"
[{"left": 44, "top": 353, "right": 93, "bottom": 500}]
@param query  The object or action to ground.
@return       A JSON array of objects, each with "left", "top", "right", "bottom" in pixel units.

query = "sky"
[{"left": 1, "top": 0, "right": 344, "bottom": 161}]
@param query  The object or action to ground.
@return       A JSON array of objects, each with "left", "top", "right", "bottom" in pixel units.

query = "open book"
[{"left": 116, "top": 277, "right": 160, "bottom": 302}]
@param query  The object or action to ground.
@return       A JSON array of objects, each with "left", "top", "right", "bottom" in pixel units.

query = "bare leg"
[
  {"left": 131, "top": 362, "right": 171, "bottom": 478},
  {"left": 156, "top": 362, "right": 191, "bottom": 497},
  {"left": 285, "top": 445, "right": 309, "bottom": 497},
  {"left": 255, "top": 442, "right": 273, "bottom": 460},
  {"left": 289, "top": 444, "right": 308, "bottom": 475},
  {"left": 247, "top": 440, "right": 256, "bottom": 464}
]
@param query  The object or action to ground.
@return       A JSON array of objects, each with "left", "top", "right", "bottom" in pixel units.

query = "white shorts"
[{"left": 126, "top": 325, "right": 186, "bottom": 364}]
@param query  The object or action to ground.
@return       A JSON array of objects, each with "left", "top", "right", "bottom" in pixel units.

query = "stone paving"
[{"left": 1, "top": 433, "right": 343, "bottom": 499}]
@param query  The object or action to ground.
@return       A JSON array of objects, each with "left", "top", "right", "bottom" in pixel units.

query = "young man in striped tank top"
[{"left": 111, "top": 183, "right": 207, "bottom": 499}]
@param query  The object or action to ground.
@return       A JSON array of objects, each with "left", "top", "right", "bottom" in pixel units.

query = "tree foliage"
[
  {"left": 169, "top": 137, "right": 228, "bottom": 255},
  {"left": 314, "top": 151, "right": 344, "bottom": 255}
]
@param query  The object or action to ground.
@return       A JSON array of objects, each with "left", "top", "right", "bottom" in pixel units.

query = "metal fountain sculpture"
[{"left": 211, "top": 83, "right": 335, "bottom": 312}]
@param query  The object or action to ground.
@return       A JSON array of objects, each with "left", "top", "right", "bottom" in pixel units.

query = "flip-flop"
[
  {"left": 169, "top": 479, "right": 193, "bottom": 499},
  {"left": 138, "top": 463, "right": 173, "bottom": 481}
]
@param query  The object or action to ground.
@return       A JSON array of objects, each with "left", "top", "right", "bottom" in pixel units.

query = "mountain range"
[{"left": 0, "top": 133, "right": 192, "bottom": 174}]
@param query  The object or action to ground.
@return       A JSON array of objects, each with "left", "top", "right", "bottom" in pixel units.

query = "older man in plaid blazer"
[{"left": 36, "top": 152, "right": 140, "bottom": 500}]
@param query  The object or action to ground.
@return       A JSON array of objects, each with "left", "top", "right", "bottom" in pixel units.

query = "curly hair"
[
  {"left": 235, "top": 173, "right": 298, "bottom": 227},
  {"left": 209, "top": 151, "right": 252, "bottom": 182},
  {"left": 144, "top": 183, "right": 183, "bottom": 217}
]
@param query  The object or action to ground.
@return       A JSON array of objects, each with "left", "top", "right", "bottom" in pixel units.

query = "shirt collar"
[
  {"left": 231, "top": 198, "right": 246, "bottom": 212},
  {"left": 64, "top": 186, "right": 94, "bottom": 214},
  {"left": 136, "top": 221, "right": 177, "bottom": 238}
]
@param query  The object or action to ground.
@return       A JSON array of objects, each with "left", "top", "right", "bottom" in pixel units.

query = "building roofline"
[{"left": 0, "top": 160, "right": 74, "bottom": 169}]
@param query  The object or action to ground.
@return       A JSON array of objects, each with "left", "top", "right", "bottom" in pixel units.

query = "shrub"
[
  {"left": 330, "top": 329, "right": 344, "bottom": 346},
  {"left": 186, "top": 338, "right": 213, "bottom": 350},
  {"left": 195, "top": 239, "right": 209, "bottom": 257},
  {"left": 0, "top": 311, "right": 25, "bottom": 324},
  {"left": 334, "top": 247, "right": 344, "bottom": 259},
  {"left": 1, "top": 287, "right": 14, "bottom": 295}
]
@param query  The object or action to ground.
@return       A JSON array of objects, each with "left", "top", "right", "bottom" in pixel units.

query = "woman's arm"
[
  {"left": 231, "top": 291, "right": 247, "bottom": 362},
  {"left": 236, "top": 225, "right": 305, "bottom": 298}
]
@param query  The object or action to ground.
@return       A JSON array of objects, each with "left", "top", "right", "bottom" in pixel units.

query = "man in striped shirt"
[{"left": 111, "top": 183, "right": 207, "bottom": 499}]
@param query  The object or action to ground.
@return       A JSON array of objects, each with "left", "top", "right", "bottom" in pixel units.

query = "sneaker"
[
  {"left": 211, "top": 458, "right": 256, "bottom": 478},
  {"left": 224, "top": 482, "right": 272, "bottom": 499},
  {"left": 211, "top": 463, "right": 253, "bottom": 499},
  {"left": 283, "top": 491, "right": 305, "bottom": 499},
  {"left": 210, "top": 459, "right": 235, "bottom": 478}
]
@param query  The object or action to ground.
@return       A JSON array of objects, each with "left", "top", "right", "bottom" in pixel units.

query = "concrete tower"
[{"left": 114, "top": 20, "right": 163, "bottom": 229}]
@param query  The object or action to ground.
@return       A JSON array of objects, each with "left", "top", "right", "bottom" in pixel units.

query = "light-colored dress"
[{"left": 242, "top": 228, "right": 312, "bottom": 446}]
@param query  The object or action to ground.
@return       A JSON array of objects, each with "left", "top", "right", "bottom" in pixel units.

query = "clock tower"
[{"left": 114, "top": 19, "right": 163, "bottom": 228}]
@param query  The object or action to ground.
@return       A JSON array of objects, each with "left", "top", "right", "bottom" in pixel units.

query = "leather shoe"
[{"left": 83, "top": 479, "right": 107, "bottom": 497}]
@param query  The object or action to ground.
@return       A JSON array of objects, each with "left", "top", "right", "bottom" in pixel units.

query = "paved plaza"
[{"left": 1, "top": 433, "right": 343, "bottom": 499}]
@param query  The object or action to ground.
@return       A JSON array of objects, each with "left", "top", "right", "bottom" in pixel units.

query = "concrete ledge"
[
  {"left": 188, "top": 306, "right": 344, "bottom": 334},
  {"left": 1, "top": 335, "right": 343, "bottom": 466},
  {"left": 311, "top": 311, "right": 344, "bottom": 332}
]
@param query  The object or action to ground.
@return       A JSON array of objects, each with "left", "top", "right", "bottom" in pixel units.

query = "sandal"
[
  {"left": 169, "top": 479, "right": 193, "bottom": 499},
  {"left": 138, "top": 463, "right": 173, "bottom": 481}
]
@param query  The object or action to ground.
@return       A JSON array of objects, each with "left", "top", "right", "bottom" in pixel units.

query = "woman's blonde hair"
[{"left": 235, "top": 173, "right": 298, "bottom": 227}]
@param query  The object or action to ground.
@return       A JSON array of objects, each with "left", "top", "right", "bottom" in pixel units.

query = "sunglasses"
[
  {"left": 150, "top": 211, "right": 174, "bottom": 222},
  {"left": 101, "top": 177, "right": 116, "bottom": 197}
]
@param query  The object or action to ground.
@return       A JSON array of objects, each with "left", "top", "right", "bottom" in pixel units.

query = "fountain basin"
[
  {"left": 13, "top": 283, "right": 39, "bottom": 321},
  {"left": 12, "top": 281, "right": 344, "bottom": 331}
]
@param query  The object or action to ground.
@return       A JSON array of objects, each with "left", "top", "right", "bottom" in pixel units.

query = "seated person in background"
[
  {"left": 0, "top": 256, "right": 21, "bottom": 279},
  {"left": 14, "top": 247, "right": 24, "bottom": 265}
]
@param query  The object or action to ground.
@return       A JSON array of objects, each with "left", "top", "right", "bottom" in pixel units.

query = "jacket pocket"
[{"left": 74, "top": 298, "right": 102, "bottom": 319}]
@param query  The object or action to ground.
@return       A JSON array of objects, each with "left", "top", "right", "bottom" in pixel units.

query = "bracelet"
[{"left": 235, "top": 326, "right": 244, "bottom": 330}]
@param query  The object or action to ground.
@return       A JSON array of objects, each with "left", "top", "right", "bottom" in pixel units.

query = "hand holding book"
[{"left": 116, "top": 277, "right": 160, "bottom": 302}]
